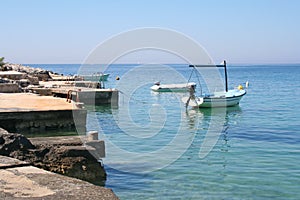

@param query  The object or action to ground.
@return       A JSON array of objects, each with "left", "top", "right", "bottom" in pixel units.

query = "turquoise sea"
[{"left": 27, "top": 63, "right": 300, "bottom": 199}]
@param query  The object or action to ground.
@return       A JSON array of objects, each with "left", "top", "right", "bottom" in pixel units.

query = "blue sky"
[{"left": 1, "top": 0, "right": 299, "bottom": 64}]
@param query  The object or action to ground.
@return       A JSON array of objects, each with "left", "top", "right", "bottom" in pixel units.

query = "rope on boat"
[
  {"left": 184, "top": 66, "right": 203, "bottom": 109},
  {"left": 187, "top": 66, "right": 202, "bottom": 96}
]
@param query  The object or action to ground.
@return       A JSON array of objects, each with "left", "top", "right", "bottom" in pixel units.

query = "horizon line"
[{"left": 20, "top": 62, "right": 300, "bottom": 66}]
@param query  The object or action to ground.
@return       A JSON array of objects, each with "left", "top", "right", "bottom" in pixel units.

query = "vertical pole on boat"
[{"left": 224, "top": 60, "right": 228, "bottom": 92}]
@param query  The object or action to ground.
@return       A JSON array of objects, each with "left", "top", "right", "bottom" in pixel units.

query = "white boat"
[
  {"left": 183, "top": 60, "right": 247, "bottom": 108},
  {"left": 82, "top": 73, "right": 110, "bottom": 82},
  {"left": 183, "top": 88, "right": 246, "bottom": 108},
  {"left": 151, "top": 82, "right": 196, "bottom": 92}
]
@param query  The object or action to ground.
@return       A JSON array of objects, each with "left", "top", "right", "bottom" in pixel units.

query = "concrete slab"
[
  {"left": 29, "top": 136, "right": 84, "bottom": 146},
  {"left": 0, "top": 93, "right": 74, "bottom": 112},
  {"left": 0, "top": 165, "right": 119, "bottom": 199},
  {"left": 0, "top": 93, "right": 86, "bottom": 133},
  {"left": 32, "top": 83, "right": 119, "bottom": 106},
  {"left": 29, "top": 136, "right": 106, "bottom": 159},
  {"left": 0, "top": 156, "right": 29, "bottom": 169}
]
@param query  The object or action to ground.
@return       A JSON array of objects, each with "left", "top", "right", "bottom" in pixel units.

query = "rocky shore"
[
  {"left": 0, "top": 62, "right": 83, "bottom": 93},
  {"left": 0, "top": 60, "right": 119, "bottom": 198},
  {"left": 0, "top": 63, "right": 53, "bottom": 88},
  {"left": 0, "top": 155, "right": 118, "bottom": 199},
  {"left": 0, "top": 128, "right": 106, "bottom": 185}
]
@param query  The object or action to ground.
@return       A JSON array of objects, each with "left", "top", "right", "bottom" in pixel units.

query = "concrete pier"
[
  {"left": 35, "top": 80, "right": 119, "bottom": 106},
  {"left": 0, "top": 156, "right": 119, "bottom": 199},
  {"left": 51, "top": 87, "right": 119, "bottom": 106},
  {"left": 0, "top": 93, "right": 86, "bottom": 134},
  {"left": 0, "top": 83, "right": 19, "bottom": 93}
]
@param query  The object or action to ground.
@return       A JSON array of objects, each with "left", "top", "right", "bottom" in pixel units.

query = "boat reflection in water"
[
  {"left": 183, "top": 106, "right": 243, "bottom": 177},
  {"left": 184, "top": 106, "right": 242, "bottom": 130}
]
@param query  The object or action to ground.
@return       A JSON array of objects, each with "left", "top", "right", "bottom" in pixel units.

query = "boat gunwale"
[{"left": 202, "top": 90, "right": 246, "bottom": 100}]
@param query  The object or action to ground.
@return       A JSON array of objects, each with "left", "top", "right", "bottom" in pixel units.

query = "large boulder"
[
  {"left": 25, "top": 75, "right": 39, "bottom": 85},
  {"left": 41, "top": 146, "right": 106, "bottom": 184},
  {"left": 0, "top": 128, "right": 35, "bottom": 156},
  {"left": 34, "top": 70, "right": 52, "bottom": 81}
]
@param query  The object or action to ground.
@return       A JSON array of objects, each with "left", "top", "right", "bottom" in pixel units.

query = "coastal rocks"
[
  {"left": 2, "top": 63, "right": 50, "bottom": 76},
  {"left": 0, "top": 128, "right": 35, "bottom": 156},
  {"left": 26, "top": 75, "right": 39, "bottom": 85},
  {"left": 34, "top": 70, "right": 52, "bottom": 81},
  {"left": 0, "top": 128, "right": 106, "bottom": 185},
  {"left": 0, "top": 78, "right": 10, "bottom": 83},
  {"left": 0, "top": 63, "right": 52, "bottom": 88},
  {"left": 41, "top": 145, "right": 106, "bottom": 184}
]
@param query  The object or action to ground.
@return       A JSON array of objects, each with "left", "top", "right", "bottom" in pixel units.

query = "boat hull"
[
  {"left": 197, "top": 90, "right": 246, "bottom": 108},
  {"left": 83, "top": 74, "right": 109, "bottom": 82},
  {"left": 151, "top": 82, "right": 196, "bottom": 92}
]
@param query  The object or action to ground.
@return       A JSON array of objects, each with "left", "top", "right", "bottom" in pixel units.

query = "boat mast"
[
  {"left": 189, "top": 60, "right": 229, "bottom": 92},
  {"left": 224, "top": 60, "right": 228, "bottom": 92}
]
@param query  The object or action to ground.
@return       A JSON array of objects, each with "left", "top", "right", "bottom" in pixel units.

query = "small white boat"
[
  {"left": 151, "top": 82, "right": 196, "bottom": 92},
  {"left": 82, "top": 73, "right": 110, "bottom": 82},
  {"left": 183, "top": 88, "right": 246, "bottom": 108},
  {"left": 183, "top": 60, "right": 247, "bottom": 108}
]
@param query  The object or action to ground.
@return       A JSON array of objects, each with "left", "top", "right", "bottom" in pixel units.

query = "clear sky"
[{"left": 1, "top": 0, "right": 300, "bottom": 64}]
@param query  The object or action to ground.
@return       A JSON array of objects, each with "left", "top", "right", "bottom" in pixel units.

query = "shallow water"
[{"left": 28, "top": 63, "right": 300, "bottom": 199}]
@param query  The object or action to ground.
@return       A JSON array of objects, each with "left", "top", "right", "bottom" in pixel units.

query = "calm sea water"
[{"left": 27, "top": 63, "right": 300, "bottom": 199}]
